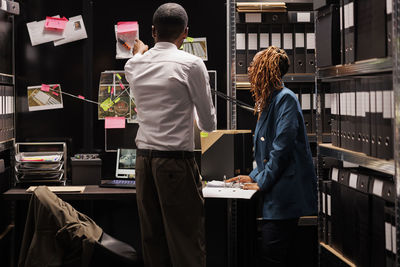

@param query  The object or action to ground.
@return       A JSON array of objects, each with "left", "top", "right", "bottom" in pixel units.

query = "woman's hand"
[
  {"left": 242, "top": 183, "right": 260, "bottom": 191},
  {"left": 225, "top": 175, "right": 254, "bottom": 184}
]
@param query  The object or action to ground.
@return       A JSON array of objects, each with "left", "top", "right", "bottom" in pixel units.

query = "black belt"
[{"left": 137, "top": 149, "right": 194, "bottom": 159}]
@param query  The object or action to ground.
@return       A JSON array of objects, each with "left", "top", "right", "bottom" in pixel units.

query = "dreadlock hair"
[{"left": 248, "top": 46, "right": 290, "bottom": 115}]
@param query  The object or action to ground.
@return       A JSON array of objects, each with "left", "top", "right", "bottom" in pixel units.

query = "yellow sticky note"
[
  {"left": 200, "top": 132, "right": 208, "bottom": 138},
  {"left": 186, "top": 37, "right": 194, "bottom": 42},
  {"left": 114, "top": 97, "right": 120, "bottom": 103},
  {"left": 116, "top": 73, "right": 122, "bottom": 80},
  {"left": 108, "top": 86, "right": 111, "bottom": 93},
  {"left": 100, "top": 98, "right": 114, "bottom": 111}
]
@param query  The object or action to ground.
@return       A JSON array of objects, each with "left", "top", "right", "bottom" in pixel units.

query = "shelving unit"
[{"left": 315, "top": 0, "right": 399, "bottom": 265}]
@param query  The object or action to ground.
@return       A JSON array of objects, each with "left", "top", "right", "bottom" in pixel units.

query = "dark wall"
[{"left": 15, "top": 0, "right": 227, "bottom": 158}]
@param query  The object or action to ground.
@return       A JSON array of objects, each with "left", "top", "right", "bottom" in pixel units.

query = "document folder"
[
  {"left": 294, "top": 24, "right": 306, "bottom": 73},
  {"left": 236, "top": 24, "right": 247, "bottom": 74},
  {"left": 283, "top": 25, "right": 294, "bottom": 73},
  {"left": 343, "top": 0, "right": 355, "bottom": 64},
  {"left": 305, "top": 24, "right": 315, "bottom": 73}
]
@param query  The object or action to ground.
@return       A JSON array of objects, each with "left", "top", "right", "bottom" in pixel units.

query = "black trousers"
[
  {"left": 260, "top": 218, "right": 299, "bottom": 267},
  {"left": 135, "top": 149, "right": 206, "bottom": 267}
]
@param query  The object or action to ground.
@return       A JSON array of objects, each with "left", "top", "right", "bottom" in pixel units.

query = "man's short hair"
[{"left": 153, "top": 3, "right": 188, "bottom": 41}]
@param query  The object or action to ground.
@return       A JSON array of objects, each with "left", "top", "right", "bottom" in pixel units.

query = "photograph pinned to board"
[
  {"left": 115, "top": 21, "right": 139, "bottom": 59},
  {"left": 181, "top": 37, "right": 208, "bottom": 61},
  {"left": 54, "top": 15, "right": 87, "bottom": 46},
  {"left": 27, "top": 15, "right": 65, "bottom": 46},
  {"left": 27, "top": 84, "right": 63, "bottom": 111}
]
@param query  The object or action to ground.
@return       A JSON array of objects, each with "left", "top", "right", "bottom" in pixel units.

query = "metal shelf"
[
  {"left": 320, "top": 242, "right": 356, "bottom": 267},
  {"left": 317, "top": 58, "right": 392, "bottom": 81},
  {"left": 0, "top": 139, "right": 14, "bottom": 153},
  {"left": 319, "top": 143, "right": 394, "bottom": 176},
  {"left": 0, "top": 73, "right": 14, "bottom": 85},
  {"left": 236, "top": 73, "right": 315, "bottom": 90},
  {"left": 308, "top": 133, "right": 331, "bottom": 143}
]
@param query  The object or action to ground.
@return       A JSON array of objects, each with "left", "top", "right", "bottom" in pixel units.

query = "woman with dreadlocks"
[{"left": 227, "top": 46, "right": 317, "bottom": 266}]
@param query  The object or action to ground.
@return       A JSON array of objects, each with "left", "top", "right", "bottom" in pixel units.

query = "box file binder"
[
  {"left": 288, "top": 11, "right": 314, "bottom": 23},
  {"left": 386, "top": 0, "right": 393, "bottom": 57},
  {"left": 247, "top": 25, "right": 258, "bottom": 69},
  {"left": 356, "top": 0, "right": 386, "bottom": 61},
  {"left": 348, "top": 80, "right": 356, "bottom": 151},
  {"left": 259, "top": 24, "right": 270, "bottom": 49},
  {"left": 355, "top": 79, "right": 363, "bottom": 153},
  {"left": 360, "top": 78, "right": 371, "bottom": 156},
  {"left": 384, "top": 206, "right": 396, "bottom": 267},
  {"left": 330, "top": 168, "right": 348, "bottom": 253},
  {"left": 340, "top": 172, "right": 370, "bottom": 267},
  {"left": 370, "top": 78, "right": 378, "bottom": 158},
  {"left": 263, "top": 12, "right": 288, "bottom": 24},
  {"left": 301, "top": 87, "right": 312, "bottom": 133},
  {"left": 236, "top": 24, "right": 247, "bottom": 74},
  {"left": 294, "top": 24, "right": 306, "bottom": 73},
  {"left": 381, "top": 76, "right": 393, "bottom": 160},
  {"left": 369, "top": 177, "right": 395, "bottom": 267},
  {"left": 305, "top": 24, "right": 316, "bottom": 73},
  {"left": 376, "top": 77, "right": 384, "bottom": 159},
  {"left": 331, "top": 82, "right": 340, "bottom": 147},
  {"left": 339, "top": 81, "right": 347, "bottom": 149},
  {"left": 312, "top": 89, "right": 317, "bottom": 134},
  {"left": 316, "top": 5, "right": 341, "bottom": 67},
  {"left": 343, "top": 0, "right": 355, "bottom": 64},
  {"left": 271, "top": 24, "right": 282, "bottom": 48},
  {"left": 283, "top": 25, "right": 294, "bottom": 73},
  {"left": 320, "top": 180, "right": 332, "bottom": 244},
  {"left": 340, "top": 0, "right": 345, "bottom": 64},
  {"left": 323, "top": 84, "right": 331, "bottom": 134}
]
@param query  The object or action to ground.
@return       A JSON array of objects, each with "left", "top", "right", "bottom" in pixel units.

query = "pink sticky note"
[
  {"left": 119, "top": 82, "right": 125, "bottom": 90},
  {"left": 111, "top": 86, "right": 114, "bottom": 94},
  {"left": 105, "top": 117, "right": 126, "bottom": 129},
  {"left": 117, "top": 21, "right": 138, "bottom": 34},
  {"left": 78, "top": 95, "right": 85, "bottom": 99},
  {"left": 41, "top": 84, "right": 50, "bottom": 92},
  {"left": 52, "top": 92, "right": 59, "bottom": 96},
  {"left": 44, "top": 16, "right": 68, "bottom": 30},
  {"left": 52, "top": 85, "right": 58, "bottom": 89}
]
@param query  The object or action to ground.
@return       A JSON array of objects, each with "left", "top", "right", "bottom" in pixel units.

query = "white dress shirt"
[{"left": 124, "top": 42, "right": 216, "bottom": 151}]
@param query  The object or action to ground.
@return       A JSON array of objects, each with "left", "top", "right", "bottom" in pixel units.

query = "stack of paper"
[
  {"left": 236, "top": 2, "right": 287, "bottom": 13},
  {"left": 202, "top": 180, "right": 256, "bottom": 199}
]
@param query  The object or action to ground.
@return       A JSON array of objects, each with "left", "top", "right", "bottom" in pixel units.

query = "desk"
[{"left": 2, "top": 185, "right": 136, "bottom": 201}]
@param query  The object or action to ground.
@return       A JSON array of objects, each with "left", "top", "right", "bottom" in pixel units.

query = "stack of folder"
[
  {"left": 329, "top": 75, "right": 393, "bottom": 160},
  {"left": 0, "top": 85, "right": 14, "bottom": 142},
  {"left": 236, "top": 2, "right": 286, "bottom": 13},
  {"left": 327, "top": 167, "right": 395, "bottom": 266}
]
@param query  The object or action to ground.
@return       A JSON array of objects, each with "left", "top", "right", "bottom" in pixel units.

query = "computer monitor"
[{"left": 115, "top": 148, "right": 136, "bottom": 178}]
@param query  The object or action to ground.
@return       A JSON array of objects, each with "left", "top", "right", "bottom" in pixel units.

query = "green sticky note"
[
  {"left": 107, "top": 86, "right": 111, "bottom": 93},
  {"left": 100, "top": 98, "right": 114, "bottom": 111},
  {"left": 114, "top": 97, "right": 120, "bottom": 103},
  {"left": 186, "top": 37, "right": 194, "bottom": 42},
  {"left": 200, "top": 132, "right": 208, "bottom": 138},
  {"left": 116, "top": 73, "right": 122, "bottom": 80}
]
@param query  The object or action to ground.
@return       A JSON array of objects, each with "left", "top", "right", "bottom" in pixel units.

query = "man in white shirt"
[{"left": 124, "top": 3, "right": 216, "bottom": 267}]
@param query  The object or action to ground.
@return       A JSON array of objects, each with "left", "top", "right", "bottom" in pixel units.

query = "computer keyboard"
[{"left": 100, "top": 179, "right": 136, "bottom": 189}]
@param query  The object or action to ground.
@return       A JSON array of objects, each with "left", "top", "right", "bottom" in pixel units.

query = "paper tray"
[
  {"left": 16, "top": 171, "right": 64, "bottom": 181},
  {"left": 15, "top": 152, "right": 64, "bottom": 163},
  {"left": 15, "top": 162, "right": 64, "bottom": 172}
]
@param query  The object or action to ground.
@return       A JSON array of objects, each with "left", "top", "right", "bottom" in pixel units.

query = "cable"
[{"left": 210, "top": 89, "right": 254, "bottom": 113}]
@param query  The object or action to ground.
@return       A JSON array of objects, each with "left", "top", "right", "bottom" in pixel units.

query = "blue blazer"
[{"left": 249, "top": 87, "right": 317, "bottom": 219}]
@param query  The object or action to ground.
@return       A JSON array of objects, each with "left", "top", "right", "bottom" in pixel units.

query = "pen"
[{"left": 118, "top": 38, "right": 131, "bottom": 51}]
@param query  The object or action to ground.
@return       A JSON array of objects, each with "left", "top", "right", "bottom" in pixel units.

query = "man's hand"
[
  {"left": 225, "top": 175, "right": 254, "bottom": 184},
  {"left": 133, "top": 39, "right": 148, "bottom": 55}
]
